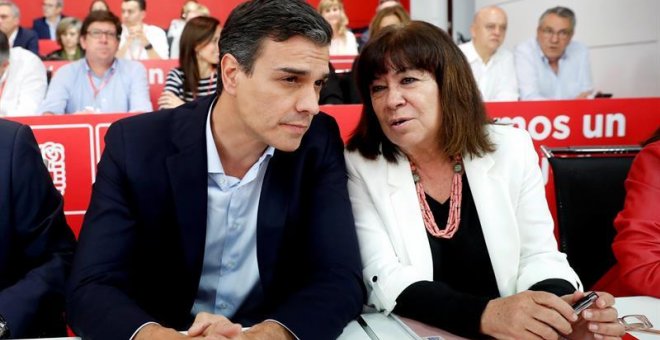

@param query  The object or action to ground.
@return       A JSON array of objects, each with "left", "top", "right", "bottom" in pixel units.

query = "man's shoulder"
[
  {"left": 32, "top": 17, "right": 47, "bottom": 26},
  {"left": 566, "top": 40, "right": 589, "bottom": 55},
  {"left": 17, "top": 26, "right": 38, "bottom": 39},
  {"left": 111, "top": 97, "right": 210, "bottom": 136},
  {"left": 53, "top": 58, "right": 85, "bottom": 77},
  {"left": 458, "top": 41, "right": 477, "bottom": 61},
  {"left": 515, "top": 38, "right": 540, "bottom": 53},
  {"left": 115, "top": 58, "right": 147, "bottom": 74},
  {"left": 10, "top": 46, "right": 39, "bottom": 61},
  {"left": 0, "top": 118, "right": 22, "bottom": 135}
]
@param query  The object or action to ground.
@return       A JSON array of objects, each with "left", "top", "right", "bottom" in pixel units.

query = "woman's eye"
[
  {"left": 401, "top": 77, "right": 417, "bottom": 85},
  {"left": 370, "top": 85, "right": 386, "bottom": 93}
]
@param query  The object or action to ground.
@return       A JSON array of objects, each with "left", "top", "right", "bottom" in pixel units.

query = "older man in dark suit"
[
  {"left": 67, "top": 1, "right": 365, "bottom": 340},
  {"left": 32, "top": 0, "right": 65, "bottom": 40},
  {"left": 0, "top": 1, "right": 38, "bottom": 55},
  {"left": 0, "top": 119, "right": 76, "bottom": 338}
]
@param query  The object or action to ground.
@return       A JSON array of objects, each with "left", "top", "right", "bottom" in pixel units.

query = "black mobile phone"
[
  {"left": 595, "top": 92, "right": 613, "bottom": 98},
  {"left": 572, "top": 292, "right": 598, "bottom": 314}
]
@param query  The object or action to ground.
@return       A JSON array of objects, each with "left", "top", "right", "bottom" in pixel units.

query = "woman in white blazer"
[{"left": 345, "top": 21, "right": 624, "bottom": 339}]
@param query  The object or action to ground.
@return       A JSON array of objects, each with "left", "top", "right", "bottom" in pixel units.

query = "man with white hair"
[
  {"left": 0, "top": 1, "right": 38, "bottom": 55},
  {"left": 33, "top": 0, "right": 65, "bottom": 40},
  {"left": 0, "top": 31, "right": 47, "bottom": 116},
  {"left": 459, "top": 6, "right": 518, "bottom": 101}
]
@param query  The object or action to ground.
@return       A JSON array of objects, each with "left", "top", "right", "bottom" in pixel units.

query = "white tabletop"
[{"left": 614, "top": 296, "right": 660, "bottom": 340}]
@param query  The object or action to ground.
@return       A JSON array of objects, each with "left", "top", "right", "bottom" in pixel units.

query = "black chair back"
[{"left": 542, "top": 145, "right": 641, "bottom": 289}]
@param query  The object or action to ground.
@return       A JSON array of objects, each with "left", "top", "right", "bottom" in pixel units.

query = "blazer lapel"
[
  {"left": 464, "top": 153, "right": 518, "bottom": 297},
  {"left": 166, "top": 98, "right": 213, "bottom": 284},
  {"left": 386, "top": 156, "right": 433, "bottom": 279},
  {"left": 255, "top": 151, "right": 291, "bottom": 287}
]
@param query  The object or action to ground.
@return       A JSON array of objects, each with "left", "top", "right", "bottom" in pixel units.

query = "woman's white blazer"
[{"left": 344, "top": 124, "right": 581, "bottom": 313}]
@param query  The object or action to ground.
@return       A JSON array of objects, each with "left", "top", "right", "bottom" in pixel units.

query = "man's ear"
[{"left": 220, "top": 53, "right": 241, "bottom": 96}]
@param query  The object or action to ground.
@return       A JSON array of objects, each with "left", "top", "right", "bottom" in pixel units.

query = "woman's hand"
[
  {"left": 563, "top": 291, "right": 626, "bottom": 340},
  {"left": 480, "top": 290, "right": 578, "bottom": 339},
  {"left": 158, "top": 91, "right": 185, "bottom": 109}
]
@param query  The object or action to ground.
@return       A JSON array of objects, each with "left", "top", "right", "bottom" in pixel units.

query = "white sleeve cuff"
[
  {"left": 129, "top": 321, "right": 160, "bottom": 340},
  {"left": 264, "top": 319, "right": 300, "bottom": 340}
]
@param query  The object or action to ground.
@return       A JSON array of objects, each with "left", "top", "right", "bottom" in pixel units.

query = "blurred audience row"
[{"left": 0, "top": 0, "right": 599, "bottom": 118}]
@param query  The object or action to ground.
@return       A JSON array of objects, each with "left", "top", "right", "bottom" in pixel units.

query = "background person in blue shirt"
[
  {"left": 39, "top": 10, "right": 152, "bottom": 114},
  {"left": 515, "top": 6, "right": 593, "bottom": 100}
]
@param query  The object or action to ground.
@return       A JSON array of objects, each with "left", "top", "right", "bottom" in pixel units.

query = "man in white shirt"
[
  {"left": 0, "top": 31, "right": 46, "bottom": 116},
  {"left": 459, "top": 6, "right": 518, "bottom": 102},
  {"left": 116, "top": 0, "right": 167, "bottom": 60}
]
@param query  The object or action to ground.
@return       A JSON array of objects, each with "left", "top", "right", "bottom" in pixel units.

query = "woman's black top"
[{"left": 392, "top": 175, "right": 575, "bottom": 338}]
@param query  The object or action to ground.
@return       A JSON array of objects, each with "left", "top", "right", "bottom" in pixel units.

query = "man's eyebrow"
[{"left": 276, "top": 67, "right": 310, "bottom": 76}]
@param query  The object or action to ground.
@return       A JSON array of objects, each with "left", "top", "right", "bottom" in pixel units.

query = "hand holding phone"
[{"left": 572, "top": 291, "right": 598, "bottom": 315}]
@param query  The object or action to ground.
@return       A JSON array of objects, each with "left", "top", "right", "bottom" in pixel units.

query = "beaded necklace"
[{"left": 410, "top": 154, "right": 463, "bottom": 239}]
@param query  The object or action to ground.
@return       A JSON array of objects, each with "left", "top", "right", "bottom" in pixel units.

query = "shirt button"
[
  {"left": 226, "top": 261, "right": 236, "bottom": 269},
  {"left": 219, "top": 303, "right": 228, "bottom": 310}
]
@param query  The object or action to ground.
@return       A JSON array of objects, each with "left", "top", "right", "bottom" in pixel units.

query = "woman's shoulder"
[
  {"left": 166, "top": 67, "right": 185, "bottom": 78},
  {"left": 486, "top": 123, "right": 533, "bottom": 149}
]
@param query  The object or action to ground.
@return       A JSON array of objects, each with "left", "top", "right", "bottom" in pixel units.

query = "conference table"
[{"left": 13, "top": 296, "right": 660, "bottom": 339}]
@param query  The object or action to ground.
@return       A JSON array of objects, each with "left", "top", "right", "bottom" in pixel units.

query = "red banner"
[{"left": 8, "top": 98, "right": 660, "bottom": 237}]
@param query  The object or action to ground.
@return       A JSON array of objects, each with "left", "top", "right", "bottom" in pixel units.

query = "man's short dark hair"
[
  {"left": 81, "top": 10, "right": 122, "bottom": 37},
  {"left": 217, "top": 0, "right": 331, "bottom": 92},
  {"left": 123, "top": 0, "right": 145, "bottom": 11},
  {"left": 0, "top": 31, "right": 9, "bottom": 64}
]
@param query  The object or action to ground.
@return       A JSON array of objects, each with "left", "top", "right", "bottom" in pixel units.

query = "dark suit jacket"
[
  {"left": 32, "top": 17, "right": 52, "bottom": 40},
  {"left": 0, "top": 119, "right": 76, "bottom": 338},
  {"left": 13, "top": 27, "right": 39, "bottom": 55},
  {"left": 67, "top": 96, "right": 365, "bottom": 340}
]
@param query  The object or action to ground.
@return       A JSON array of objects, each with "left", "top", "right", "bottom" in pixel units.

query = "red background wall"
[{"left": 15, "top": 0, "right": 410, "bottom": 31}]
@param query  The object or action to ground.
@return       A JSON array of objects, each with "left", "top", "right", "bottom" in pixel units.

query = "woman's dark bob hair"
[{"left": 346, "top": 20, "right": 494, "bottom": 162}]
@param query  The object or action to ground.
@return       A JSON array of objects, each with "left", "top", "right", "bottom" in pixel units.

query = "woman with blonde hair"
[
  {"left": 318, "top": 0, "right": 358, "bottom": 55},
  {"left": 45, "top": 17, "right": 84, "bottom": 61}
]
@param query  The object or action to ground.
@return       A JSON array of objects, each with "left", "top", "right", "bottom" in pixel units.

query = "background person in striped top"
[{"left": 159, "top": 16, "right": 219, "bottom": 109}]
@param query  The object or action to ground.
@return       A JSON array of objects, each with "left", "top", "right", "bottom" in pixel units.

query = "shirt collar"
[
  {"left": 8, "top": 29, "right": 17, "bottom": 47},
  {"left": 463, "top": 41, "right": 480, "bottom": 64},
  {"left": 84, "top": 58, "right": 118, "bottom": 77},
  {"left": 205, "top": 98, "right": 275, "bottom": 175},
  {"left": 534, "top": 38, "right": 569, "bottom": 63}
]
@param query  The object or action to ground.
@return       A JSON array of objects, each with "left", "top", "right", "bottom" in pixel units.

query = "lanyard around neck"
[{"left": 87, "top": 68, "right": 116, "bottom": 98}]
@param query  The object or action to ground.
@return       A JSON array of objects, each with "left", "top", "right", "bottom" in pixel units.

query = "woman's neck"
[
  {"left": 198, "top": 60, "right": 213, "bottom": 78},
  {"left": 64, "top": 46, "right": 78, "bottom": 56}
]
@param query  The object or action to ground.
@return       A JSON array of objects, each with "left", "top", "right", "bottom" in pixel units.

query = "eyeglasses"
[
  {"left": 86, "top": 30, "right": 118, "bottom": 40},
  {"left": 618, "top": 315, "right": 660, "bottom": 334},
  {"left": 540, "top": 27, "right": 572, "bottom": 39}
]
